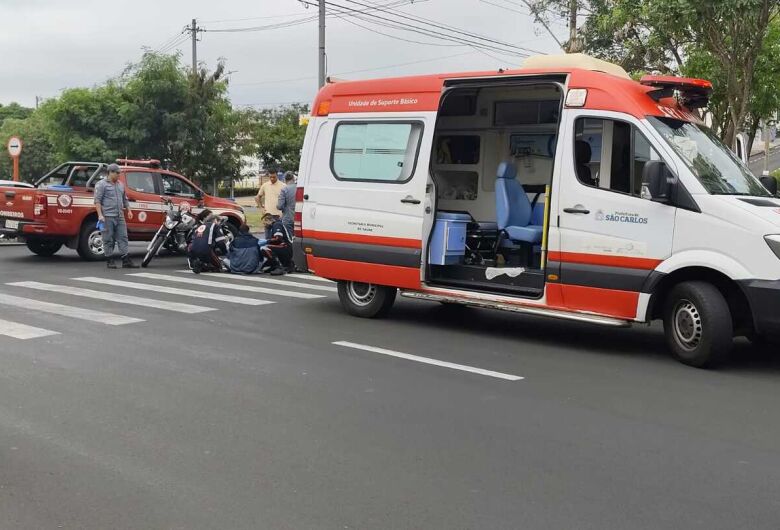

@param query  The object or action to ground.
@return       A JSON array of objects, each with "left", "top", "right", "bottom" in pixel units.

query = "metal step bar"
[{"left": 400, "top": 289, "right": 631, "bottom": 328}]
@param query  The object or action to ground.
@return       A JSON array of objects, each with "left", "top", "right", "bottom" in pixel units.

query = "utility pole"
[
  {"left": 318, "top": 0, "right": 326, "bottom": 88},
  {"left": 186, "top": 19, "right": 203, "bottom": 74},
  {"left": 763, "top": 120, "right": 772, "bottom": 176},
  {"left": 567, "top": 0, "right": 580, "bottom": 53},
  {"left": 35, "top": 96, "right": 41, "bottom": 109}
]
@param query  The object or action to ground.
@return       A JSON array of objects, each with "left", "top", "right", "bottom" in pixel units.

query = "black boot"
[
  {"left": 107, "top": 257, "right": 118, "bottom": 269},
  {"left": 121, "top": 255, "right": 139, "bottom": 269}
]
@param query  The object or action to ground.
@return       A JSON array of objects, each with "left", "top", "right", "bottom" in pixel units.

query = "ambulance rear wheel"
[
  {"left": 663, "top": 281, "right": 733, "bottom": 368},
  {"left": 337, "top": 281, "right": 396, "bottom": 318},
  {"left": 26, "top": 239, "right": 62, "bottom": 257}
]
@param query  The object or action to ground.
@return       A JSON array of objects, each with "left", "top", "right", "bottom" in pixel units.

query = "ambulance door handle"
[
  {"left": 401, "top": 196, "right": 421, "bottom": 204},
  {"left": 303, "top": 194, "right": 309, "bottom": 200},
  {"left": 563, "top": 207, "right": 590, "bottom": 215}
]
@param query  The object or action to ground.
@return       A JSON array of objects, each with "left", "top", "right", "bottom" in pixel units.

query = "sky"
[{"left": 0, "top": 0, "right": 567, "bottom": 110}]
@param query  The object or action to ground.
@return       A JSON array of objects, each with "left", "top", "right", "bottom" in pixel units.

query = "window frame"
[
  {"left": 160, "top": 172, "right": 198, "bottom": 198},
  {"left": 572, "top": 116, "right": 665, "bottom": 199},
  {"left": 329, "top": 120, "right": 425, "bottom": 184},
  {"left": 124, "top": 171, "right": 160, "bottom": 195}
]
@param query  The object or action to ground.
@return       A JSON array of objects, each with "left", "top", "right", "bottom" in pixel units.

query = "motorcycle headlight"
[
  {"left": 765, "top": 235, "right": 780, "bottom": 260},
  {"left": 164, "top": 218, "right": 178, "bottom": 229}
]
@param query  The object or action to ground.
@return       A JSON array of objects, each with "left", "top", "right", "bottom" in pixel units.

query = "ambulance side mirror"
[
  {"left": 194, "top": 189, "right": 204, "bottom": 200},
  {"left": 642, "top": 160, "right": 673, "bottom": 203},
  {"left": 759, "top": 176, "right": 778, "bottom": 196}
]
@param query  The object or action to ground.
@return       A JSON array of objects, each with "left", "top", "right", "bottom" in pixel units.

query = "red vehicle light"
[
  {"left": 640, "top": 75, "right": 712, "bottom": 109},
  {"left": 116, "top": 158, "right": 161, "bottom": 169},
  {"left": 640, "top": 75, "right": 712, "bottom": 90},
  {"left": 294, "top": 187, "right": 304, "bottom": 237},
  {"left": 34, "top": 195, "right": 48, "bottom": 218}
]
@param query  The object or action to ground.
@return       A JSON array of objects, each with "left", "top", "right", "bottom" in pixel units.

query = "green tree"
[
  {"left": 581, "top": 0, "right": 777, "bottom": 146},
  {"left": 248, "top": 104, "right": 309, "bottom": 172},
  {"left": 0, "top": 113, "right": 56, "bottom": 182},
  {"left": 0, "top": 103, "right": 33, "bottom": 129}
]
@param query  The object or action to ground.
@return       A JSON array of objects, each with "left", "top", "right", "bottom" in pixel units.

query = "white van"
[{"left": 294, "top": 54, "right": 780, "bottom": 368}]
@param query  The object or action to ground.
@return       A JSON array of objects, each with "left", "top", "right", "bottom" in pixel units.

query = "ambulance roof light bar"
[{"left": 639, "top": 75, "right": 713, "bottom": 109}]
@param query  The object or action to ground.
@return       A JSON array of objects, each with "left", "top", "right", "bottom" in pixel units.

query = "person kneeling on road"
[
  {"left": 188, "top": 214, "right": 228, "bottom": 274},
  {"left": 260, "top": 217, "right": 293, "bottom": 276},
  {"left": 228, "top": 224, "right": 261, "bottom": 274},
  {"left": 94, "top": 163, "right": 138, "bottom": 269}
]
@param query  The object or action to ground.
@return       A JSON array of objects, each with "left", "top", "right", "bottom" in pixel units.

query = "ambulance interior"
[{"left": 427, "top": 83, "right": 563, "bottom": 297}]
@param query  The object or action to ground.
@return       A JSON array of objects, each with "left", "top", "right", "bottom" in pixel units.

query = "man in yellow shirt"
[{"left": 255, "top": 171, "right": 286, "bottom": 217}]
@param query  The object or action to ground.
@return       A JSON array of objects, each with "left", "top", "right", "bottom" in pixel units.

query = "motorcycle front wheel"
[{"left": 141, "top": 234, "right": 167, "bottom": 268}]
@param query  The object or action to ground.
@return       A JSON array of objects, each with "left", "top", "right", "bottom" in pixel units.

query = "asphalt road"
[
  {"left": 749, "top": 146, "right": 780, "bottom": 175},
  {"left": 1, "top": 244, "right": 779, "bottom": 529}
]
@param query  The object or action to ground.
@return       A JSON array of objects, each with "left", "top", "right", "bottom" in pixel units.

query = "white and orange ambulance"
[{"left": 294, "top": 54, "right": 780, "bottom": 367}]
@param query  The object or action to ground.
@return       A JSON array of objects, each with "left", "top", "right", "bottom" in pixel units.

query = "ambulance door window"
[{"left": 574, "top": 118, "right": 660, "bottom": 199}]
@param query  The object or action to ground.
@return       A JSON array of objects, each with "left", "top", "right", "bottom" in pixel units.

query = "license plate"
[{"left": 3, "top": 220, "right": 19, "bottom": 230}]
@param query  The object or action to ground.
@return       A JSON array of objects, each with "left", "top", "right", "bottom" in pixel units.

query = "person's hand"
[
  {"left": 126, "top": 210, "right": 134, "bottom": 220},
  {"left": 98, "top": 215, "right": 105, "bottom": 223}
]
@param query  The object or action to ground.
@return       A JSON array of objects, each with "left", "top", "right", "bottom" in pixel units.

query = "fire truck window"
[
  {"left": 574, "top": 118, "right": 660, "bottom": 198},
  {"left": 332, "top": 122, "right": 423, "bottom": 182},
  {"left": 38, "top": 165, "right": 71, "bottom": 188},
  {"left": 126, "top": 172, "right": 157, "bottom": 194},
  {"left": 161, "top": 174, "right": 196, "bottom": 197}
]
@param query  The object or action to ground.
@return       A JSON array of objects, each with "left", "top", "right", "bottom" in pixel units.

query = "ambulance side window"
[
  {"left": 574, "top": 118, "right": 661, "bottom": 199},
  {"left": 331, "top": 122, "right": 423, "bottom": 183}
]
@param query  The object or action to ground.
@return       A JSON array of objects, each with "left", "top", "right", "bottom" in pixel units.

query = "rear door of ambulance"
[{"left": 301, "top": 103, "right": 435, "bottom": 290}]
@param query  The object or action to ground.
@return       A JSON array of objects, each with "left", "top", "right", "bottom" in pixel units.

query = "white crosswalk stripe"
[
  {"left": 0, "top": 318, "right": 59, "bottom": 339},
  {"left": 75, "top": 277, "right": 274, "bottom": 306},
  {"left": 129, "top": 273, "right": 326, "bottom": 299},
  {"left": 7, "top": 281, "right": 216, "bottom": 314},
  {"left": 175, "top": 270, "right": 337, "bottom": 292},
  {"left": 0, "top": 293, "right": 143, "bottom": 325}
]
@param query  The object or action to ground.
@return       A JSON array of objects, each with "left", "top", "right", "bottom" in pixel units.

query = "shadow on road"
[{"left": 377, "top": 301, "right": 780, "bottom": 374}]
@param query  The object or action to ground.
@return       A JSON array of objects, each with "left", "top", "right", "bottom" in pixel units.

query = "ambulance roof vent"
[{"left": 522, "top": 53, "right": 631, "bottom": 80}]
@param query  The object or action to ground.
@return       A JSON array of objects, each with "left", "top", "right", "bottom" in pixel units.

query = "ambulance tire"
[
  {"left": 77, "top": 220, "right": 104, "bottom": 261},
  {"left": 26, "top": 239, "right": 62, "bottom": 257},
  {"left": 337, "top": 281, "right": 396, "bottom": 318},
  {"left": 663, "top": 281, "right": 733, "bottom": 368}
]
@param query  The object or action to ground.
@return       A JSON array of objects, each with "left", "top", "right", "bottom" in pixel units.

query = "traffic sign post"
[{"left": 7, "top": 136, "right": 22, "bottom": 182}]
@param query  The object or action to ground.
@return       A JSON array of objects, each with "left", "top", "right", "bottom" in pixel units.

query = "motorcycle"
[{"left": 141, "top": 198, "right": 218, "bottom": 268}]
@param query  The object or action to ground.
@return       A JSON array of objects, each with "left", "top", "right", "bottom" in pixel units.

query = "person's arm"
[
  {"left": 255, "top": 185, "right": 265, "bottom": 212},
  {"left": 121, "top": 184, "right": 134, "bottom": 220},
  {"left": 94, "top": 182, "right": 105, "bottom": 222},
  {"left": 277, "top": 187, "right": 287, "bottom": 212}
]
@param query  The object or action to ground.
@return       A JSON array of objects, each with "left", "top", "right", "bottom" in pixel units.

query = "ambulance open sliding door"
[{"left": 302, "top": 118, "right": 430, "bottom": 289}]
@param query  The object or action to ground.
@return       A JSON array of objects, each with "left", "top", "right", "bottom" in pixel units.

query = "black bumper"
[{"left": 740, "top": 279, "right": 780, "bottom": 338}]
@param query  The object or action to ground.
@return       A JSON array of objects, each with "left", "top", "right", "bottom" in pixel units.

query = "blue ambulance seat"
[{"left": 495, "top": 162, "right": 543, "bottom": 245}]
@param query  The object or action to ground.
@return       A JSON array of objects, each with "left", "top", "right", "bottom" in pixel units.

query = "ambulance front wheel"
[
  {"left": 663, "top": 281, "right": 733, "bottom": 368},
  {"left": 337, "top": 281, "right": 396, "bottom": 318}
]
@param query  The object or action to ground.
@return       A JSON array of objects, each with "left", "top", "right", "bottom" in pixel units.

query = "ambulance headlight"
[{"left": 765, "top": 235, "right": 780, "bottom": 259}]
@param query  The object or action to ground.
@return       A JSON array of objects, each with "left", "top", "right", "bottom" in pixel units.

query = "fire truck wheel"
[
  {"left": 26, "top": 239, "right": 63, "bottom": 257},
  {"left": 77, "top": 220, "right": 104, "bottom": 261},
  {"left": 663, "top": 281, "right": 733, "bottom": 368},
  {"left": 337, "top": 281, "right": 396, "bottom": 318}
]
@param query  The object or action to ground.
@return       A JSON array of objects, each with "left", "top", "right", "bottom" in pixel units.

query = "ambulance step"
[{"left": 399, "top": 290, "right": 631, "bottom": 328}]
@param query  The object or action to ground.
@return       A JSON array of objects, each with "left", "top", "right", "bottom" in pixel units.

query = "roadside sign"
[
  {"left": 7, "top": 136, "right": 23, "bottom": 182},
  {"left": 7, "top": 136, "right": 22, "bottom": 158}
]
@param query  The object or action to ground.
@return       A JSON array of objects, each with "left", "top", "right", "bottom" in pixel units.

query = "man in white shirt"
[{"left": 254, "top": 171, "right": 285, "bottom": 217}]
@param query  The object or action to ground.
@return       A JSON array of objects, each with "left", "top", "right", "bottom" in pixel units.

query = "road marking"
[
  {"left": 287, "top": 273, "right": 334, "bottom": 283},
  {"left": 0, "top": 318, "right": 59, "bottom": 340},
  {"left": 128, "top": 273, "right": 325, "bottom": 299},
  {"left": 0, "top": 293, "right": 143, "bottom": 325},
  {"left": 7, "top": 282, "right": 215, "bottom": 314},
  {"left": 332, "top": 341, "right": 524, "bottom": 381},
  {"left": 175, "top": 270, "right": 337, "bottom": 292},
  {"left": 75, "top": 277, "right": 275, "bottom": 306}
]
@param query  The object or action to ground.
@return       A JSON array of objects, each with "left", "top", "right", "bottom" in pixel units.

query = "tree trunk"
[
  {"left": 566, "top": 0, "right": 581, "bottom": 53},
  {"left": 747, "top": 114, "right": 761, "bottom": 157}
]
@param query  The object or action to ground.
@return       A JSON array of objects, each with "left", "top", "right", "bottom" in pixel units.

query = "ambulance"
[{"left": 294, "top": 54, "right": 780, "bottom": 368}]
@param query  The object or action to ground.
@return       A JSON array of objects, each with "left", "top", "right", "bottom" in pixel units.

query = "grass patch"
[{"left": 244, "top": 209, "right": 263, "bottom": 231}]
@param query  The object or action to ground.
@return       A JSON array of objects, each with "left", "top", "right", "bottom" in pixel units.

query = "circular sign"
[
  {"left": 138, "top": 211, "right": 147, "bottom": 222},
  {"left": 7, "top": 136, "right": 22, "bottom": 158}
]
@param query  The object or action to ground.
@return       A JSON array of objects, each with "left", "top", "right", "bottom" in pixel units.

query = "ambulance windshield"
[{"left": 649, "top": 117, "right": 770, "bottom": 197}]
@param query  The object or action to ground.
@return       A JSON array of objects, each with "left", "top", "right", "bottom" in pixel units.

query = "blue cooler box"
[{"left": 429, "top": 212, "right": 470, "bottom": 265}]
